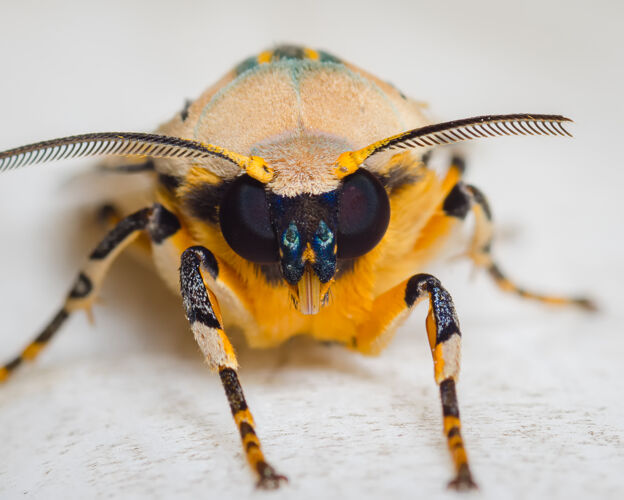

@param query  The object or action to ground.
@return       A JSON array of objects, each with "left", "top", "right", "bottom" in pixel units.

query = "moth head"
[{"left": 218, "top": 167, "right": 390, "bottom": 315}]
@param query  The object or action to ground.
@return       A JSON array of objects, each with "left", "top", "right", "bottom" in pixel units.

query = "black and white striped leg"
[
  {"left": 405, "top": 274, "right": 477, "bottom": 490},
  {"left": 0, "top": 204, "right": 180, "bottom": 382},
  {"left": 179, "top": 246, "right": 287, "bottom": 489}
]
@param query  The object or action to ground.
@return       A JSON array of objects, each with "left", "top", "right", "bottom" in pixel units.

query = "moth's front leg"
[
  {"left": 354, "top": 273, "right": 477, "bottom": 490},
  {"left": 179, "top": 246, "right": 287, "bottom": 489}
]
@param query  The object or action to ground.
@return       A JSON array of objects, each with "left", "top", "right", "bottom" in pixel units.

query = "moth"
[{"left": 0, "top": 45, "right": 593, "bottom": 490}]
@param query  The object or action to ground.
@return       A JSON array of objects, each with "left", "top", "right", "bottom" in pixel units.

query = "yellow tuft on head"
[
  {"left": 245, "top": 156, "right": 274, "bottom": 183},
  {"left": 334, "top": 151, "right": 361, "bottom": 179}
]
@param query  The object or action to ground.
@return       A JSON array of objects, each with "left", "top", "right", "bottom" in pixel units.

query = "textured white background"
[{"left": 0, "top": 1, "right": 622, "bottom": 499}]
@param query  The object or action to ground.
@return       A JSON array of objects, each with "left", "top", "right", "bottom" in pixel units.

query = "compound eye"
[
  {"left": 337, "top": 169, "right": 390, "bottom": 259},
  {"left": 219, "top": 175, "right": 278, "bottom": 263}
]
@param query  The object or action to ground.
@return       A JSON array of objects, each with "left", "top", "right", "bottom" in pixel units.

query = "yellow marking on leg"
[
  {"left": 0, "top": 367, "right": 9, "bottom": 382},
  {"left": 425, "top": 306, "right": 437, "bottom": 350},
  {"left": 494, "top": 276, "right": 514, "bottom": 292},
  {"left": 233, "top": 412, "right": 274, "bottom": 479},
  {"left": 443, "top": 416, "right": 469, "bottom": 473},
  {"left": 449, "top": 435, "right": 464, "bottom": 449},
  {"left": 243, "top": 432, "right": 261, "bottom": 449},
  {"left": 217, "top": 329, "right": 237, "bottom": 367},
  {"left": 443, "top": 416, "right": 461, "bottom": 434},
  {"left": 21, "top": 342, "right": 44, "bottom": 361},
  {"left": 536, "top": 295, "right": 574, "bottom": 306},
  {"left": 432, "top": 344, "right": 447, "bottom": 383},
  {"left": 451, "top": 444, "right": 468, "bottom": 469},
  {"left": 234, "top": 409, "right": 255, "bottom": 427},
  {"left": 247, "top": 449, "right": 265, "bottom": 468},
  {"left": 203, "top": 285, "right": 224, "bottom": 325}
]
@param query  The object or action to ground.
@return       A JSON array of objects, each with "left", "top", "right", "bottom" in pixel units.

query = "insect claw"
[
  {"left": 255, "top": 469, "right": 288, "bottom": 490},
  {"left": 447, "top": 476, "right": 478, "bottom": 491},
  {"left": 447, "top": 465, "right": 478, "bottom": 491},
  {"left": 572, "top": 297, "right": 598, "bottom": 312}
]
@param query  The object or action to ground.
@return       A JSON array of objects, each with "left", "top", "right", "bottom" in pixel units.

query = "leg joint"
[
  {"left": 443, "top": 182, "right": 471, "bottom": 219},
  {"left": 181, "top": 246, "right": 219, "bottom": 280},
  {"left": 180, "top": 246, "right": 221, "bottom": 328},
  {"left": 148, "top": 203, "right": 181, "bottom": 244},
  {"left": 464, "top": 184, "right": 492, "bottom": 220},
  {"left": 68, "top": 273, "right": 93, "bottom": 299},
  {"left": 404, "top": 273, "right": 440, "bottom": 307},
  {"left": 89, "top": 207, "right": 152, "bottom": 259},
  {"left": 405, "top": 273, "right": 461, "bottom": 345},
  {"left": 442, "top": 181, "right": 492, "bottom": 221}
]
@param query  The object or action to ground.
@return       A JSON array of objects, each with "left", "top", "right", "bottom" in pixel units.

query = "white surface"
[{"left": 0, "top": 1, "right": 623, "bottom": 499}]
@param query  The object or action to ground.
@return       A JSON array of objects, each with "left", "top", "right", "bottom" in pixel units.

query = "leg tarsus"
[
  {"left": 447, "top": 463, "right": 478, "bottom": 491},
  {"left": 255, "top": 463, "right": 288, "bottom": 490},
  {"left": 439, "top": 377, "right": 475, "bottom": 490},
  {"left": 486, "top": 262, "right": 597, "bottom": 312}
]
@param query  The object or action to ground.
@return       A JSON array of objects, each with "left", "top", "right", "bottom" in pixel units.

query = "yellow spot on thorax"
[
  {"left": 257, "top": 50, "right": 272, "bottom": 64},
  {"left": 303, "top": 47, "right": 320, "bottom": 60}
]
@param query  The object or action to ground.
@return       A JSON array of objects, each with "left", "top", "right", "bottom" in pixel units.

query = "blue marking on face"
[
  {"left": 280, "top": 222, "right": 305, "bottom": 284},
  {"left": 270, "top": 190, "right": 339, "bottom": 285},
  {"left": 311, "top": 220, "right": 336, "bottom": 283}
]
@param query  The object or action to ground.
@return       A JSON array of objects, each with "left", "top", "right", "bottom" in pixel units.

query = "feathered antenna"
[
  {"left": 0, "top": 132, "right": 273, "bottom": 183},
  {"left": 335, "top": 114, "right": 573, "bottom": 178}
]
